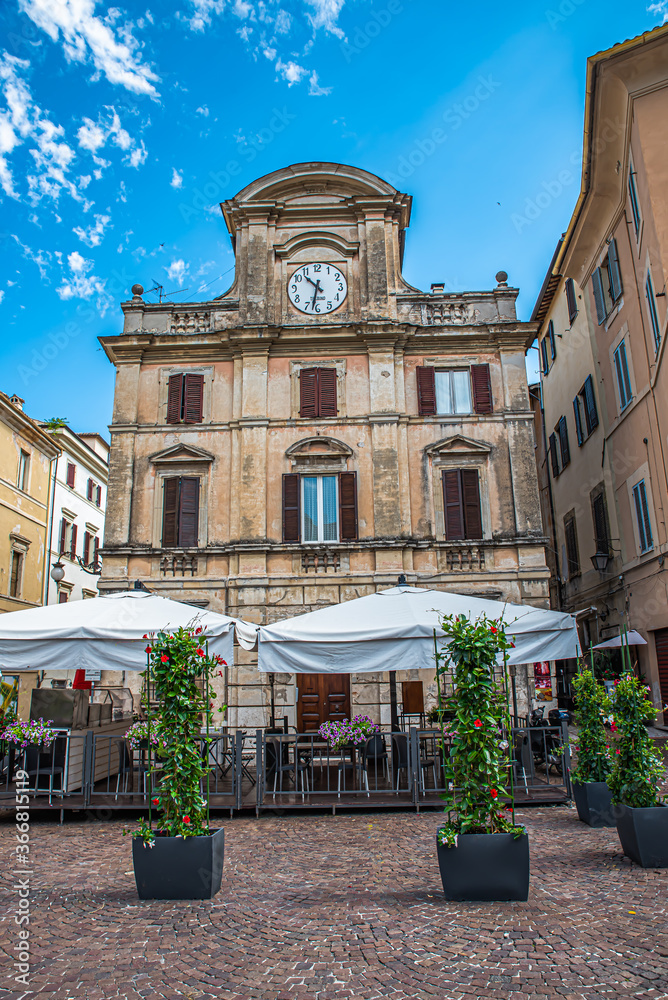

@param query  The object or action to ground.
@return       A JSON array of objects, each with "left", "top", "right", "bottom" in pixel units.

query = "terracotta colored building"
[
  {"left": 100, "top": 162, "right": 549, "bottom": 727},
  {"left": 531, "top": 26, "right": 668, "bottom": 720}
]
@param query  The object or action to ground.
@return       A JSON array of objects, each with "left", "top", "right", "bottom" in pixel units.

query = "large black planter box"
[
  {"left": 437, "top": 832, "right": 530, "bottom": 901},
  {"left": 615, "top": 804, "right": 668, "bottom": 868},
  {"left": 572, "top": 780, "right": 615, "bottom": 827},
  {"left": 132, "top": 828, "right": 225, "bottom": 899}
]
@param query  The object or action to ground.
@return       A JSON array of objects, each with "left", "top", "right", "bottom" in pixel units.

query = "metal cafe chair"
[
  {"left": 114, "top": 739, "right": 150, "bottom": 799},
  {"left": 269, "top": 738, "right": 310, "bottom": 798},
  {"left": 23, "top": 739, "right": 66, "bottom": 807},
  {"left": 391, "top": 734, "right": 410, "bottom": 792},
  {"left": 512, "top": 731, "right": 530, "bottom": 794},
  {"left": 418, "top": 731, "right": 438, "bottom": 792},
  {"left": 362, "top": 734, "right": 389, "bottom": 781},
  {"left": 337, "top": 746, "right": 369, "bottom": 798}
]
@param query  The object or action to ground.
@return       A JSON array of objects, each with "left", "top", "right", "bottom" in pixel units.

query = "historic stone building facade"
[{"left": 100, "top": 162, "right": 548, "bottom": 727}]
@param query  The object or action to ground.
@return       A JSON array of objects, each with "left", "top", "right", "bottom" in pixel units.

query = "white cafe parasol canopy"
[
  {"left": 592, "top": 630, "right": 647, "bottom": 649},
  {"left": 252, "top": 586, "right": 581, "bottom": 674},
  {"left": 0, "top": 591, "right": 241, "bottom": 673}
]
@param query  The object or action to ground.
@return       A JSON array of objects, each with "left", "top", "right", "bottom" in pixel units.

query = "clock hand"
[
  {"left": 311, "top": 280, "right": 322, "bottom": 308},
  {"left": 303, "top": 274, "right": 318, "bottom": 288}
]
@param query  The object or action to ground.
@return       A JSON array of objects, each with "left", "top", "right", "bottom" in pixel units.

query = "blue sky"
[{"left": 1, "top": 0, "right": 666, "bottom": 434}]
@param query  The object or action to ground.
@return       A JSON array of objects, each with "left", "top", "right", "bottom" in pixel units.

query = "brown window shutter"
[
  {"left": 66, "top": 463, "right": 75, "bottom": 488},
  {"left": 300, "top": 369, "right": 318, "bottom": 418},
  {"left": 96, "top": 484, "right": 102, "bottom": 507},
  {"left": 183, "top": 373, "right": 204, "bottom": 423},
  {"left": 461, "top": 469, "right": 483, "bottom": 540},
  {"left": 87, "top": 478, "right": 94, "bottom": 501},
  {"left": 59, "top": 518, "right": 67, "bottom": 555},
  {"left": 94, "top": 536, "right": 100, "bottom": 562},
  {"left": 179, "top": 477, "right": 200, "bottom": 547},
  {"left": 442, "top": 470, "right": 465, "bottom": 540},
  {"left": 339, "top": 471, "right": 358, "bottom": 541},
  {"left": 317, "top": 368, "right": 338, "bottom": 418},
  {"left": 83, "top": 531, "right": 91, "bottom": 565},
  {"left": 162, "top": 477, "right": 179, "bottom": 547},
  {"left": 282, "top": 474, "right": 301, "bottom": 542},
  {"left": 416, "top": 366, "right": 436, "bottom": 415},
  {"left": 471, "top": 364, "right": 493, "bottom": 414},
  {"left": 70, "top": 523, "right": 78, "bottom": 558},
  {"left": 167, "top": 374, "right": 183, "bottom": 423}
]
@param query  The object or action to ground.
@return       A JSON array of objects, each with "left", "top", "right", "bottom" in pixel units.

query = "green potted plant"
[
  {"left": 570, "top": 667, "right": 614, "bottom": 827},
  {"left": 436, "top": 614, "right": 529, "bottom": 901},
  {"left": 607, "top": 671, "right": 668, "bottom": 867},
  {"left": 130, "top": 625, "right": 227, "bottom": 899}
]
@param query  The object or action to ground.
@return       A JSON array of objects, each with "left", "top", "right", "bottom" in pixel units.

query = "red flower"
[
  {"left": 490, "top": 788, "right": 498, "bottom": 799},
  {"left": 145, "top": 645, "right": 151, "bottom": 654},
  {"left": 183, "top": 815, "right": 190, "bottom": 825},
  {"left": 509, "top": 642, "right": 516, "bottom": 648},
  {"left": 151, "top": 797, "right": 159, "bottom": 806},
  {"left": 490, "top": 626, "right": 498, "bottom": 634},
  {"left": 195, "top": 626, "right": 203, "bottom": 635},
  {"left": 217, "top": 670, "right": 224, "bottom": 677},
  {"left": 196, "top": 648, "right": 205, "bottom": 657},
  {"left": 142, "top": 634, "right": 148, "bottom": 639},
  {"left": 160, "top": 654, "right": 169, "bottom": 663},
  {"left": 474, "top": 719, "right": 482, "bottom": 728}
]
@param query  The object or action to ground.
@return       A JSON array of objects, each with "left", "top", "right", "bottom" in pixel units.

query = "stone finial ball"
[
  {"left": 495, "top": 271, "right": 508, "bottom": 284},
  {"left": 131, "top": 283, "right": 144, "bottom": 296}
]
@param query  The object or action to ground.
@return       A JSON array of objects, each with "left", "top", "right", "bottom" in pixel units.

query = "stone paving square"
[{"left": 0, "top": 807, "right": 667, "bottom": 1000}]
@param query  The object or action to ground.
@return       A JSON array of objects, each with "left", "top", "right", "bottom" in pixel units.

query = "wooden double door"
[{"left": 297, "top": 673, "right": 350, "bottom": 732}]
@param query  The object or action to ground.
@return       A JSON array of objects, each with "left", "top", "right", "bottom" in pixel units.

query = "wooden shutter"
[
  {"left": 96, "top": 484, "right": 102, "bottom": 507},
  {"left": 416, "top": 366, "right": 436, "bottom": 415},
  {"left": 608, "top": 239, "right": 622, "bottom": 301},
  {"left": 167, "top": 374, "right": 183, "bottom": 423},
  {"left": 540, "top": 338, "right": 549, "bottom": 375},
  {"left": 299, "top": 369, "right": 318, "bottom": 418},
  {"left": 583, "top": 375, "right": 598, "bottom": 433},
  {"left": 87, "top": 478, "right": 94, "bottom": 501},
  {"left": 183, "top": 373, "right": 204, "bottom": 423},
  {"left": 94, "top": 536, "right": 100, "bottom": 563},
  {"left": 461, "top": 469, "right": 483, "bottom": 540},
  {"left": 178, "top": 477, "right": 199, "bottom": 547},
  {"left": 282, "top": 474, "right": 301, "bottom": 542},
  {"left": 339, "top": 471, "right": 358, "bottom": 541},
  {"left": 592, "top": 269, "right": 606, "bottom": 324},
  {"left": 548, "top": 321, "right": 557, "bottom": 361},
  {"left": 162, "top": 477, "right": 179, "bottom": 547},
  {"left": 564, "top": 515, "right": 579, "bottom": 578},
  {"left": 317, "top": 368, "right": 338, "bottom": 418},
  {"left": 565, "top": 278, "right": 577, "bottom": 324},
  {"left": 558, "top": 416, "right": 570, "bottom": 467},
  {"left": 70, "top": 523, "right": 77, "bottom": 558},
  {"left": 66, "top": 463, "right": 75, "bottom": 488},
  {"left": 548, "top": 433, "right": 560, "bottom": 477},
  {"left": 83, "top": 531, "right": 91, "bottom": 565},
  {"left": 442, "top": 470, "right": 465, "bottom": 540},
  {"left": 573, "top": 397, "right": 584, "bottom": 446},
  {"left": 471, "top": 364, "right": 493, "bottom": 414},
  {"left": 592, "top": 491, "right": 610, "bottom": 554},
  {"left": 59, "top": 518, "right": 67, "bottom": 555}
]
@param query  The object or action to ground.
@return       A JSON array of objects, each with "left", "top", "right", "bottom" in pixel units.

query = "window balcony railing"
[
  {"left": 301, "top": 549, "right": 341, "bottom": 573},
  {"left": 444, "top": 544, "right": 486, "bottom": 572},
  {"left": 160, "top": 555, "right": 198, "bottom": 577}
]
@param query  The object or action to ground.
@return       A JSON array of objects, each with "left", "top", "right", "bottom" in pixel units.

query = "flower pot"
[
  {"left": 572, "top": 780, "right": 615, "bottom": 827},
  {"left": 615, "top": 804, "right": 668, "bottom": 868},
  {"left": 132, "top": 827, "right": 225, "bottom": 899},
  {"left": 436, "top": 832, "right": 530, "bottom": 901}
]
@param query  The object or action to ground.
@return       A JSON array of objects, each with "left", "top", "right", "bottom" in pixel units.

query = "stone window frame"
[
  {"left": 626, "top": 462, "right": 656, "bottom": 559},
  {"left": 289, "top": 359, "right": 347, "bottom": 419},
  {"left": 425, "top": 437, "right": 491, "bottom": 541},
  {"left": 157, "top": 365, "right": 214, "bottom": 426},
  {"left": 149, "top": 447, "right": 214, "bottom": 549},
  {"left": 9, "top": 532, "right": 30, "bottom": 599}
]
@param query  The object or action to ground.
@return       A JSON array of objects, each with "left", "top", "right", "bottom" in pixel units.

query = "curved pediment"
[
  {"left": 149, "top": 444, "right": 215, "bottom": 465},
  {"left": 229, "top": 162, "right": 400, "bottom": 203},
  {"left": 286, "top": 436, "right": 353, "bottom": 459},
  {"left": 425, "top": 435, "right": 491, "bottom": 457},
  {"left": 274, "top": 230, "right": 358, "bottom": 259}
]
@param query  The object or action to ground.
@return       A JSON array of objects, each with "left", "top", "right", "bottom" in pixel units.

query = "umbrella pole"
[
  {"left": 205, "top": 638, "right": 210, "bottom": 834},
  {"left": 389, "top": 672, "right": 399, "bottom": 733},
  {"left": 146, "top": 648, "right": 152, "bottom": 832}
]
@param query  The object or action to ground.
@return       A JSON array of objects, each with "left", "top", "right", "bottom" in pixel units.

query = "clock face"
[{"left": 287, "top": 263, "right": 348, "bottom": 315}]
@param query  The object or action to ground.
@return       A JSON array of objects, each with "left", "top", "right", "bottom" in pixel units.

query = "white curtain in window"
[
  {"left": 303, "top": 477, "right": 318, "bottom": 542},
  {"left": 452, "top": 371, "right": 472, "bottom": 413},
  {"left": 322, "top": 476, "right": 338, "bottom": 541},
  {"left": 435, "top": 370, "right": 471, "bottom": 415}
]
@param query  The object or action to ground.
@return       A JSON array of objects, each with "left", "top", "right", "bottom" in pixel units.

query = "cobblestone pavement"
[{"left": 1, "top": 806, "right": 667, "bottom": 1000}]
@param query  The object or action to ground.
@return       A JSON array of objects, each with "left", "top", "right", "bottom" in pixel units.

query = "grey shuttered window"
[
  {"left": 591, "top": 487, "right": 611, "bottom": 556},
  {"left": 564, "top": 513, "right": 580, "bottom": 578},
  {"left": 573, "top": 396, "right": 584, "bottom": 446},
  {"left": 540, "top": 338, "right": 549, "bottom": 375},
  {"left": 547, "top": 321, "right": 557, "bottom": 361},
  {"left": 565, "top": 278, "right": 578, "bottom": 324},
  {"left": 633, "top": 480, "right": 653, "bottom": 553},
  {"left": 548, "top": 433, "right": 560, "bottom": 477},
  {"left": 557, "top": 416, "right": 570, "bottom": 468},
  {"left": 608, "top": 239, "right": 622, "bottom": 303},
  {"left": 592, "top": 269, "right": 606, "bottom": 324}
]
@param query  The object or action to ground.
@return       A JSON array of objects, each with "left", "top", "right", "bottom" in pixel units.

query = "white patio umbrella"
[
  {"left": 0, "top": 591, "right": 241, "bottom": 673},
  {"left": 592, "top": 630, "right": 647, "bottom": 649},
  {"left": 254, "top": 586, "right": 581, "bottom": 674}
]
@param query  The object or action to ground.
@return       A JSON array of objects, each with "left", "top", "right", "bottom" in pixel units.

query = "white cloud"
[
  {"left": 165, "top": 258, "right": 188, "bottom": 286},
  {"left": 308, "top": 71, "right": 331, "bottom": 96},
  {"left": 56, "top": 249, "right": 112, "bottom": 312},
  {"left": 274, "top": 9, "right": 291, "bottom": 33},
  {"left": 304, "top": 0, "right": 346, "bottom": 37},
  {"left": 188, "top": 0, "right": 226, "bottom": 31},
  {"left": 648, "top": 0, "right": 668, "bottom": 19},
  {"left": 72, "top": 213, "right": 111, "bottom": 247},
  {"left": 127, "top": 140, "right": 147, "bottom": 168},
  {"left": 276, "top": 58, "right": 308, "bottom": 86},
  {"left": 77, "top": 108, "right": 147, "bottom": 173},
  {"left": 18, "top": 0, "right": 160, "bottom": 97},
  {"left": 195, "top": 104, "right": 209, "bottom": 116},
  {"left": 170, "top": 167, "right": 183, "bottom": 188},
  {"left": 0, "top": 53, "right": 82, "bottom": 204},
  {"left": 11, "top": 234, "right": 52, "bottom": 278},
  {"left": 0, "top": 290, "right": 5, "bottom": 304}
]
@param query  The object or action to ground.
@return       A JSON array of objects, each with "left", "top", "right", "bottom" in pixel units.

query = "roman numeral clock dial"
[{"left": 288, "top": 263, "right": 348, "bottom": 315}]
